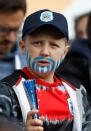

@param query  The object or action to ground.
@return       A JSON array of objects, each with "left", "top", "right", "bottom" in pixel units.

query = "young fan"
[{"left": 0, "top": 9, "right": 91, "bottom": 131}]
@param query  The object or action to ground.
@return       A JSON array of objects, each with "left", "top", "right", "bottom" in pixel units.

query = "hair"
[
  {"left": 87, "top": 12, "right": 91, "bottom": 44},
  {"left": 0, "top": 0, "right": 26, "bottom": 15},
  {"left": 74, "top": 12, "right": 90, "bottom": 38}
]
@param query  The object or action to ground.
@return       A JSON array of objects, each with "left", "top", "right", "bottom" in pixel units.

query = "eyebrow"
[{"left": 0, "top": 26, "right": 19, "bottom": 31}]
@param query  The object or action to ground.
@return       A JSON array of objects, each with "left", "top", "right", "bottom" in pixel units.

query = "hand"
[{"left": 26, "top": 110, "right": 44, "bottom": 131}]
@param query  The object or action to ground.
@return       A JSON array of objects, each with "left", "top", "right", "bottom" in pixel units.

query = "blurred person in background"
[
  {"left": 0, "top": 0, "right": 27, "bottom": 79},
  {"left": 74, "top": 12, "right": 89, "bottom": 39},
  {"left": 87, "top": 12, "right": 91, "bottom": 44},
  {"left": 56, "top": 12, "right": 91, "bottom": 106}
]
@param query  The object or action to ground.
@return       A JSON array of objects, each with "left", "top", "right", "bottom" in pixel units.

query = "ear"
[
  {"left": 63, "top": 45, "right": 70, "bottom": 59},
  {"left": 19, "top": 40, "right": 25, "bottom": 55}
]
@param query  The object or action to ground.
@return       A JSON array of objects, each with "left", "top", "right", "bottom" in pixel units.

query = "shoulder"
[
  {"left": 0, "top": 70, "right": 27, "bottom": 120},
  {"left": 55, "top": 72, "right": 80, "bottom": 90},
  {"left": 0, "top": 70, "right": 22, "bottom": 98},
  {"left": 0, "top": 69, "right": 28, "bottom": 87},
  {"left": 0, "top": 69, "right": 30, "bottom": 98}
]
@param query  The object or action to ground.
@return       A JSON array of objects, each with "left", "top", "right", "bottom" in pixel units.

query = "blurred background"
[{"left": 24, "top": 0, "right": 91, "bottom": 41}]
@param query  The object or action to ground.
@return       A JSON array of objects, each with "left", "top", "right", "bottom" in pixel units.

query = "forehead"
[{"left": 0, "top": 10, "right": 24, "bottom": 28}]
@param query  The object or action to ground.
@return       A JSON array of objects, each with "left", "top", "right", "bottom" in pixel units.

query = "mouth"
[
  {"left": 0, "top": 42, "right": 13, "bottom": 48},
  {"left": 37, "top": 60, "right": 50, "bottom": 66}
]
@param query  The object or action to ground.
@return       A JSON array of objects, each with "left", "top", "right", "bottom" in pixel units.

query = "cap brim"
[{"left": 22, "top": 22, "right": 68, "bottom": 40}]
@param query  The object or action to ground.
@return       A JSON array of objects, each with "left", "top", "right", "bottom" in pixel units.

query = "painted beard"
[{"left": 25, "top": 48, "right": 62, "bottom": 74}]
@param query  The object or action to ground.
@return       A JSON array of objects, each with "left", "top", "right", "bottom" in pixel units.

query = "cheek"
[
  {"left": 27, "top": 47, "right": 39, "bottom": 59},
  {"left": 53, "top": 51, "right": 63, "bottom": 62}
]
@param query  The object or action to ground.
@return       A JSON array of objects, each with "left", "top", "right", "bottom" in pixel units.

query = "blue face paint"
[
  {"left": 55, "top": 56, "right": 63, "bottom": 69},
  {"left": 25, "top": 48, "right": 62, "bottom": 74},
  {"left": 25, "top": 48, "right": 31, "bottom": 66}
]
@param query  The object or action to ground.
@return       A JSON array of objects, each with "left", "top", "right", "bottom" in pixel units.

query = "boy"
[{"left": 0, "top": 9, "right": 91, "bottom": 131}]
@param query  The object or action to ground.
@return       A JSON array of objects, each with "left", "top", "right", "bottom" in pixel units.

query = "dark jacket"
[{"left": 0, "top": 69, "right": 91, "bottom": 131}]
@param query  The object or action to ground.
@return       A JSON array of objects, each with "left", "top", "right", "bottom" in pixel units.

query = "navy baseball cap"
[{"left": 22, "top": 9, "right": 69, "bottom": 40}]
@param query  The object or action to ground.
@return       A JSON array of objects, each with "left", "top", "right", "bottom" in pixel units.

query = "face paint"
[
  {"left": 25, "top": 48, "right": 62, "bottom": 74},
  {"left": 56, "top": 56, "right": 63, "bottom": 69},
  {"left": 25, "top": 47, "right": 31, "bottom": 66}
]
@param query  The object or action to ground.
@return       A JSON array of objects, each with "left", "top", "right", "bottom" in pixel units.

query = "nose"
[
  {"left": 40, "top": 44, "right": 50, "bottom": 57},
  {"left": 5, "top": 31, "right": 16, "bottom": 43}
]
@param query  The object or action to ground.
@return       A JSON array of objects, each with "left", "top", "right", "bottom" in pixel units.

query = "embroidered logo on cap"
[{"left": 40, "top": 11, "right": 53, "bottom": 22}]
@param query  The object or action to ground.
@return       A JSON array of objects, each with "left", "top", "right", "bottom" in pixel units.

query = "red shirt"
[{"left": 22, "top": 67, "right": 73, "bottom": 121}]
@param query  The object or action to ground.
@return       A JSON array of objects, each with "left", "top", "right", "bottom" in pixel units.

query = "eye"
[
  {"left": 51, "top": 43, "right": 59, "bottom": 47},
  {"left": 32, "top": 41, "right": 41, "bottom": 45}
]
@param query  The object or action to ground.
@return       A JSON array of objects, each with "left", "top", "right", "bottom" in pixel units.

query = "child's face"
[{"left": 20, "top": 28, "right": 68, "bottom": 77}]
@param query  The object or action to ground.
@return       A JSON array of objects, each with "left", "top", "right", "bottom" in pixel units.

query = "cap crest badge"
[{"left": 40, "top": 11, "right": 53, "bottom": 22}]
